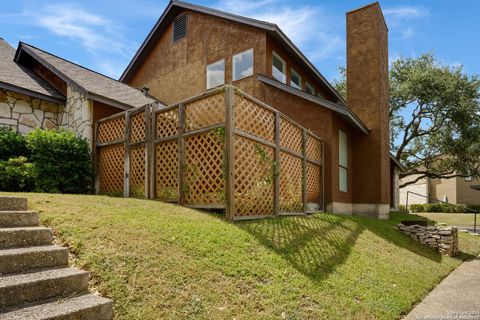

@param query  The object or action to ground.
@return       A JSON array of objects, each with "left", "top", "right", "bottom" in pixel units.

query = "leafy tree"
[{"left": 333, "top": 54, "right": 480, "bottom": 187}]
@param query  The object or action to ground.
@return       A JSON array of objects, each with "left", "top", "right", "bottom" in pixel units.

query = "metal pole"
[
  {"left": 406, "top": 191, "right": 409, "bottom": 213},
  {"left": 474, "top": 212, "right": 477, "bottom": 234}
]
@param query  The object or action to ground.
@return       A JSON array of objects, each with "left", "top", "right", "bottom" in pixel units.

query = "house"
[
  {"left": 119, "top": 1, "right": 393, "bottom": 218},
  {"left": 0, "top": 38, "right": 155, "bottom": 145},
  {"left": 400, "top": 174, "right": 480, "bottom": 207},
  {"left": 0, "top": 1, "right": 402, "bottom": 218}
]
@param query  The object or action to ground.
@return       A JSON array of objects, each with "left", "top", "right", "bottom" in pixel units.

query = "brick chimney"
[{"left": 346, "top": 2, "right": 390, "bottom": 218}]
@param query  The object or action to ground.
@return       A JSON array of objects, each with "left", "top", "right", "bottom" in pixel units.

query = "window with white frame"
[
  {"left": 232, "top": 49, "right": 253, "bottom": 81},
  {"left": 305, "top": 82, "right": 315, "bottom": 95},
  {"left": 290, "top": 68, "right": 302, "bottom": 90},
  {"left": 339, "top": 129, "right": 348, "bottom": 193},
  {"left": 272, "top": 51, "right": 286, "bottom": 83},
  {"left": 206, "top": 59, "right": 225, "bottom": 89}
]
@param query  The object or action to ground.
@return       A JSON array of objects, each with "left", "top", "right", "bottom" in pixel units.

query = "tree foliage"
[{"left": 333, "top": 54, "right": 480, "bottom": 187}]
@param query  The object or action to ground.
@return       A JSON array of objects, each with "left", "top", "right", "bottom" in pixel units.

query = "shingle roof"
[
  {"left": 17, "top": 43, "right": 155, "bottom": 109},
  {"left": 0, "top": 39, "right": 64, "bottom": 102}
]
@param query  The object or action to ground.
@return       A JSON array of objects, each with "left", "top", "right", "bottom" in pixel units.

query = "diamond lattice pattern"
[
  {"left": 306, "top": 163, "right": 321, "bottom": 203},
  {"left": 129, "top": 145, "right": 145, "bottom": 197},
  {"left": 97, "top": 115, "right": 125, "bottom": 144},
  {"left": 156, "top": 108, "right": 179, "bottom": 139},
  {"left": 235, "top": 96, "right": 275, "bottom": 142},
  {"left": 130, "top": 112, "right": 145, "bottom": 144},
  {"left": 98, "top": 143, "right": 124, "bottom": 195},
  {"left": 279, "top": 152, "right": 303, "bottom": 212},
  {"left": 280, "top": 118, "right": 302, "bottom": 153},
  {"left": 155, "top": 141, "right": 178, "bottom": 201},
  {"left": 306, "top": 134, "right": 322, "bottom": 161},
  {"left": 184, "top": 132, "right": 224, "bottom": 205},
  {"left": 185, "top": 93, "right": 225, "bottom": 132},
  {"left": 234, "top": 135, "right": 275, "bottom": 216}
]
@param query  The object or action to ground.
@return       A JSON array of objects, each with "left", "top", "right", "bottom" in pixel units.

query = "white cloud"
[
  {"left": 383, "top": 6, "right": 429, "bottom": 19},
  {"left": 215, "top": 0, "right": 344, "bottom": 62}
]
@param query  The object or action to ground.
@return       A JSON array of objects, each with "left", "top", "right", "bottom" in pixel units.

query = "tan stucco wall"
[
  {"left": 399, "top": 174, "right": 429, "bottom": 206},
  {"left": 455, "top": 177, "right": 480, "bottom": 205},
  {"left": 430, "top": 177, "right": 456, "bottom": 204}
]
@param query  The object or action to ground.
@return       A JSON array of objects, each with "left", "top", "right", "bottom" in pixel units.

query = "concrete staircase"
[{"left": 0, "top": 197, "right": 113, "bottom": 319}]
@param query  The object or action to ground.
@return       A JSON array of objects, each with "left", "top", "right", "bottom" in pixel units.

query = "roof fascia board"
[
  {"left": 257, "top": 74, "right": 369, "bottom": 134},
  {"left": 0, "top": 81, "right": 66, "bottom": 104},
  {"left": 87, "top": 93, "right": 132, "bottom": 111}
]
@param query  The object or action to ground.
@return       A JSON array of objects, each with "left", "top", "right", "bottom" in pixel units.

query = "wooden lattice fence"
[{"left": 95, "top": 85, "right": 324, "bottom": 220}]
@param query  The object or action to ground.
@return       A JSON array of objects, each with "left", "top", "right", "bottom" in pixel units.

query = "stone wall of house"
[
  {"left": 396, "top": 223, "right": 459, "bottom": 256},
  {"left": 60, "top": 85, "right": 93, "bottom": 144},
  {"left": 0, "top": 89, "right": 63, "bottom": 134}
]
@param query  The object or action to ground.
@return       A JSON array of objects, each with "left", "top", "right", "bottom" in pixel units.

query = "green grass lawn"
[
  {"left": 415, "top": 212, "right": 478, "bottom": 227},
  {"left": 3, "top": 192, "right": 480, "bottom": 320}
]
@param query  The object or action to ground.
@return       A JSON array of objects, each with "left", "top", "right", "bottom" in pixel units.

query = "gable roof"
[
  {"left": 15, "top": 43, "right": 156, "bottom": 109},
  {"left": 0, "top": 39, "right": 64, "bottom": 103},
  {"left": 119, "top": 0, "right": 347, "bottom": 106}
]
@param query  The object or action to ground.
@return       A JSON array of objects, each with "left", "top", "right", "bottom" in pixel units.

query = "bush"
[
  {"left": 0, "top": 156, "right": 36, "bottom": 191},
  {"left": 0, "top": 127, "right": 29, "bottom": 160},
  {"left": 25, "top": 129, "right": 92, "bottom": 194},
  {"left": 408, "top": 203, "right": 469, "bottom": 213}
]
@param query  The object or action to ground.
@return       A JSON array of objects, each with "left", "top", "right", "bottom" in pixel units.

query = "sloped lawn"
[{"left": 3, "top": 192, "right": 480, "bottom": 319}]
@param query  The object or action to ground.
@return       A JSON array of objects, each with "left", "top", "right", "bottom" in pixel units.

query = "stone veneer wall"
[
  {"left": 60, "top": 85, "right": 93, "bottom": 144},
  {"left": 0, "top": 89, "right": 63, "bottom": 134},
  {"left": 396, "top": 223, "right": 459, "bottom": 256}
]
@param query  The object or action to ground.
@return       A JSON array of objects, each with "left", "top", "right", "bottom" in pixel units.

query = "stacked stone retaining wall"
[{"left": 396, "top": 223, "right": 458, "bottom": 256}]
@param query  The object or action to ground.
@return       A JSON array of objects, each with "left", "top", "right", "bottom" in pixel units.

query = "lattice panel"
[
  {"left": 280, "top": 118, "right": 302, "bottom": 154},
  {"left": 130, "top": 112, "right": 145, "bottom": 144},
  {"left": 98, "top": 144, "right": 124, "bottom": 195},
  {"left": 184, "top": 132, "right": 224, "bottom": 205},
  {"left": 234, "top": 136, "right": 275, "bottom": 216},
  {"left": 185, "top": 93, "right": 225, "bottom": 131},
  {"left": 97, "top": 115, "right": 125, "bottom": 144},
  {"left": 306, "top": 163, "right": 321, "bottom": 203},
  {"left": 279, "top": 152, "right": 303, "bottom": 212},
  {"left": 235, "top": 96, "right": 275, "bottom": 142},
  {"left": 156, "top": 141, "right": 179, "bottom": 201},
  {"left": 156, "top": 108, "right": 179, "bottom": 139},
  {"left": 129, "top": 145, "right": 145, "bottom": 198},
  {"left": 306, "top": 134, "right": 322, "bottom": 161}
]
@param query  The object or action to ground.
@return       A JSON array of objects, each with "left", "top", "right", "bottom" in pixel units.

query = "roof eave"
[{"left": 0, "top": 81, "right": 65, "bottom": 104}]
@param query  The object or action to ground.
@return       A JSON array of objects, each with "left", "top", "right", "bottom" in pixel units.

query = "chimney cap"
[{"left": 346, "top": 2, "right": 388, "bottom": 31}]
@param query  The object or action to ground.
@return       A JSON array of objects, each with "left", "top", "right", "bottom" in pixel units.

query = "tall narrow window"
[
  {"left": 272, "top": 51, "right": 286, "bottom": 83},
  {"left": 339, "top": 129, "right": 348, "bottom": 193},
  {"left": 173, "top": 13, "right": 187, "bottom": 42},
  {"left": 290, "top": 68, "right": 302, "bottom": 90},
  {"left": 206, "top": 59, "right": 225, "bottom": 89},
  {"left": 305, "top": 82, "right": 315, "bottom": 95},
  {"left": 232, "top": 49, "right": 253, "bottom": 81}
]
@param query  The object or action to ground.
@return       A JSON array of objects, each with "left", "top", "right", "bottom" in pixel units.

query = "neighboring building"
[
  {"left": 0, "top": 1, "right": 403, "bottom": 218},
  {"left": 399, "top": 175, "right": 480, "bottom": 206},
  {"left": 0, "top": 38, "right": 155, "bottom": 146}
]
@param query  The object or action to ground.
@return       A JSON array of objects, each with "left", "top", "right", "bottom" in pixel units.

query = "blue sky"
[{"left": 1, "top": 0, "right": 479, "bottom": 82}]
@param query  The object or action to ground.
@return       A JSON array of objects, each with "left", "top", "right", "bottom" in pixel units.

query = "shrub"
[
  {"left": 409, "top": 203, "right": 469, "bottom": 213},
  {"left": 25, "top": 129, "right": 92, "bottom": 194},
  {"left": 0, "top": 127, "right": 29, "bottom": 160},
  {"left": 409, "top": 204, "right": 425, "bottom": 213},
  {"left": 0, "top": 156, "right": 36, "bottom": 191}
]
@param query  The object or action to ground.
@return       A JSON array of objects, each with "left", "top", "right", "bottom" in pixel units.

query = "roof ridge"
[{"left": 19, "top": 42, "right": 146, "bottom": 93}]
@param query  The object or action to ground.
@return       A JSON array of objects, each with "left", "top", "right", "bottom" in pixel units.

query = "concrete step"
[
  {"left": 0, "top": 267, "right": 90, "bottom": 309},
  {"left": 0, "top": 294, "right": 113, "bottom": 320},
  {"left": 0, "top": 227, "right": 53, "bottom": 249},
  {"left": 0, "top": 246, "right": 69, "bottom": 275},
  {"left": 0, "top": 197, "right": 28, "bottom": 211},
  {"left": 0, "top": 211, "right": 39, "bottom": 228}
]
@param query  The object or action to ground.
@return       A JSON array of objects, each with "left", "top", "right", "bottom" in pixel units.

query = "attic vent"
[{"left": 173, "top": 13, "right": 187, "bottom": 42}]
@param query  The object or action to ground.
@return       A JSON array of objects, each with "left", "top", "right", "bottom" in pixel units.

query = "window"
[
  {"left": 173, "top": 13, "right": 188, "bottom": 42},
  {"left": 272, "top": 51, "right": 286, "bottom": 83},
  {"left": 339, "top": 130, "right": 348, "bottom": 193},
  {"left": 305, "top": 82, "right": 315, "bottom": 95},
  {"left": 290, "top": 68, "right": 302, "bottom": 89},
  {"left": 232, "top": 49, "right": 253, "bottom": 81},
  {"left": 206, "top": 59, "right": 225, "bottom": 89}
]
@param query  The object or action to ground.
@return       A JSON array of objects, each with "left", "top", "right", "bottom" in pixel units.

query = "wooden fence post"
[
  {"left": 124, "top": 111, "right": 131, "bottom": 198},
  {"left": 302, "top": 129, "right": 307, "bottom": 213},
  {"left": 321, "top": 140, "right": 325, "bottom": 212},
  {"left": 149, "top": 105, "right": 156, "bottom": 200},
  {"left": 274, "top": 112, "right": 280, "bottom": 216},
  {"left": 225, "top": 86, "right": 236, "bottom": 220},
  {"left": 94, "top": 121, "right": 100, "bottom": 194},
  {"left": 178, "top": 103, "right": 186, "bottom": 205},
  {"left": 144, "top": 106, "right": 151, "bottom": 199}
]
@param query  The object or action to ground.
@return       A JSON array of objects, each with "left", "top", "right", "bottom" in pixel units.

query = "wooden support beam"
[
  {"left": 149, "top": 106, "right": 156, "bottom": 200},
  {"left": 224, "top": 86, "right": 236, "bottom": 220},
  {"left": 123, "top": 111, "right": 131, "bottom": 198},
  {"left": 321, "top": 140, "right": 325, "bottom": 212},
  {"left": 302, "top": 128, "right": 307, "bottom": 213},
  {"left": 94, "top": 121, "right": 100, "bottom": 194},
  {"left": 274, "top": 112, "right": 280, "bottom": 216},
  {"left": 144, "top": 107, "right": 151, "bottom": 199},
  {"left": 178, "top": 104, "right": 186, "bottom": 205}
]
